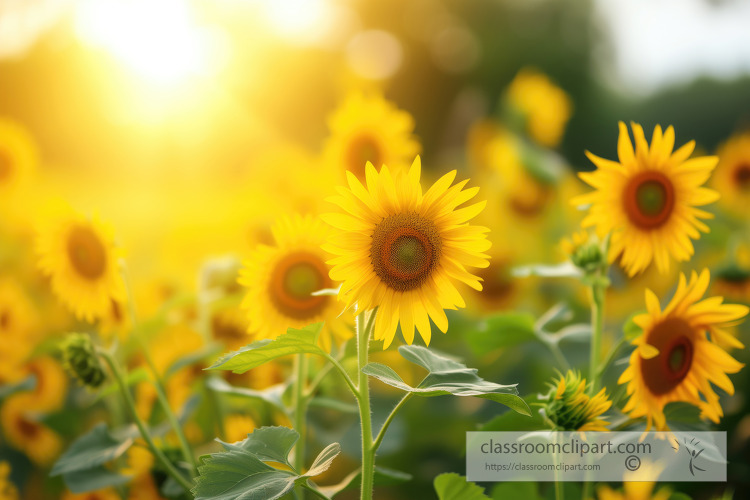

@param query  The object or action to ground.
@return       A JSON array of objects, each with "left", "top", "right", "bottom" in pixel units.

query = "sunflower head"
[
  {"left": 36, "top": 207, "right": 125, "bottom": 322},
  {"left": 323, "top": 157, "right": 491, "bottom": 348},
  {"left": 323, "top": 92, "right": 420, "bottom": 182},
  {"left": 505, "top": 68, "right": 572, "bottom": 148},
  {"left": 575, "top": 122, "right": 720, "bottom": 277},
  {"left": 238, "top": 214, "right": 353, "bottom": 350},
  {"left": 619, "top": 269, "right": 748, "bottom": 431},
  {"left": 712, "top": 131, "right": 750, "bottom": 217},
  {"left": 61, "top": 333, "right": 107, "bottom": 389},
  {"left": 541, "top": 371, "right": 611, "bottom": 432}
]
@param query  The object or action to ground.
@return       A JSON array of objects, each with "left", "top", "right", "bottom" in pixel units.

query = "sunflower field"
[{"left": 2, "top": 1, "right": 750, "bottom": 500}]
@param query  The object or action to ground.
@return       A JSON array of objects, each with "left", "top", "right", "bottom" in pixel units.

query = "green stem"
[
  {"left": 294, "top": 353, "right": 309, "bottom": 499},
  {"left": 321, "top": 353, "right": 358, "bottom": 397},
  {"left": 372, "top": 393, "right": 413, "bottom": 453},
  {"left": 98, "top": 350, "right": 193, "bottom": 493},
  {"left": 121, "top": 264, "right": 197, "bottom": 471},
  {"left": 588, "top": 277, "right": 606, "bottom": 395},
  {"left": 355, "top": 310, "right": 376, "bottom": 500}
]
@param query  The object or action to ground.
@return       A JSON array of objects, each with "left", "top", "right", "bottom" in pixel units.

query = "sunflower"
[
  {"left": 618, "top": 269, "right": 748, "bottom": 431},
  {"left": 542, "top": 371, "right": 611, "bottom": 432},
  {"left": 22, "top": 356, "right": 69, "bottom": 412},
  {"left": 37, "top": 208, "right": 126, "bottom": 322},
  {"left": 575, "top": 122, "right": 720, "bottom": 277},
  {"left": 505, "top": 68, "right": 572, "bottom": 148},
  {"left": 323, "top": 157, "right": 491, "bottom": 348},
  {"left": 0, "top": 117, "right": 36, "bottom": 199},
  {"left": 0, "top": 394, "right": 62, "bottom": 466},
  {"left": 323, "top": 92, "right": 420, "bottom": 182},
  {"left": 0, "top": 461, "right": 19, "bottom": 500},
  {"left": 238, "top": 213, "right": 353, "bottom": 350},
  {"left": 711, "top": 131, "right": 750, "bottom": 217},
  {"left": 0, "top": 280, "right": 37, "bottom": 383}
]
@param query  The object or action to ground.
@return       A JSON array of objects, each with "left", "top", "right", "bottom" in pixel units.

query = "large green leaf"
[
  {"left": 434, "top": 473, "right": 490, "bottom": 500},
  {"left": 362, "top": 346, "right": 530, "bottom": 416},
  {"left": 193, "top": 426, "right": 341, "bottom": 500},
  {"left": 208, "top": 323, "right": 325, "bottom": 373},
  {"left": 318, "top": 467, "right": 412, "bottom": 498},
  {"left": 51, "top": 423, "right": 134, "bottom": 476},
  {"left": 465, "top": 312, "right": 536, "bottom": 355}
]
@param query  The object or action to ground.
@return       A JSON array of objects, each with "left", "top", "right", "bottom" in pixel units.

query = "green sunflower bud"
[
  {"left": 541, "top": 371, "right": 611, "bottom": 432},
  {"left": 61, "top": 333, "right": 107, "bottom": 389},
  {"left": 561, "top": 230, "right": 605, "bottom": 273}
]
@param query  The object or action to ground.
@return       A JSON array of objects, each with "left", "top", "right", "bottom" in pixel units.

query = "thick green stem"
[
  {"left": 293, "top": 353, "right": 309, "bottom": 499},
  {"left": 121, "top": 265, "right": 197, "bottom": 471},
  {"left": 99, "top": 350, "right": 193, "bottom": 493},
  {"left": 356, "top": 310, "right": 376, "bottom": 500}
]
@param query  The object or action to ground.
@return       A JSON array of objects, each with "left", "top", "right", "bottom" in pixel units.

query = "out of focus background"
[{"left": 2, "top": 1, "right": 750, "bottom": 499}]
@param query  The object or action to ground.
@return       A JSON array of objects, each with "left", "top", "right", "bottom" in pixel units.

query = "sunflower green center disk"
[
  {"left": 635, "top": 180, "right": 667, "bottom": 216},
  {"left": 285, "top": 263, "right": 322, "bottom": 299}
]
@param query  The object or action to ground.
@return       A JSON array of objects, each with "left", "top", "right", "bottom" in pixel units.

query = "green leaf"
[
  {"left": 63, "top": 466, "right": 132, "bottom": 494},
  {"left": 308, "top": 396, "right": 359, "bottom": 414},
  {"left": 205, "top": 376, "right": 287, "bottom": 414},
  {"left": 434, "top": 473, "right": 490, "bottom": 500},
  {"left": 512, "top": 262, "right": 582, "bottom": 279},
  {"left": 318, "top": 467, "right": 412, "bottom": 498},
  {"left": 208, "top": 323, "right": 326, "bottom": 373},
  {"left": 193, "top": 426, "right": 341, "bottom": 500},
  {"left": 362, "top": 345, "right": 531, "bottom": 416},
  {"left": 220, "top": 426, "right": 298, "bottom": 466},
  {"left": 490, "top": 482, "right": 542, "bottom": 500},
  {"left": 51, "top": 423, "right": 134, "bottom": 477},
  {"left": 466, "top": 312, "right": 536, "bottom": 354}
]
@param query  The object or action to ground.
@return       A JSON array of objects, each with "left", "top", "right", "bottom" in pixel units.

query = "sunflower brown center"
[
  {"left": 640, "top": 317, "right": 695, "bottom": 395},
  {"left": 623, "top": 171, "right": 675, "bottom": 229},
  {"left": 346, "top": 134, "right": 382, "bottom": 180},
  {"left": 733, "top": 163, "right": 750, "bottom": 190},
  {"left": 67, "top": 226, "right": 107, "bottom": 279},
  {"left": 269, "top": 252, "right": 330, "bottom": 320},
  {"left": 0, "top": 149, "right": 11, "bottom": 182},
  {"left": 17, "top": 416, "right": 40, "bottom": 439},
  {"left": 371, "top": 213, "right": 442, "bottom": 291}
]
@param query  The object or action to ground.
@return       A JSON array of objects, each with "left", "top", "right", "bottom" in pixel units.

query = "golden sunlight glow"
[{"left": 74, "top": 0, "right": 225, "bottom": 87}]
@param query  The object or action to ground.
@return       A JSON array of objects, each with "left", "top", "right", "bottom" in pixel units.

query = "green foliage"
[
  {"left": 434, "top": 473, "right": 490, "bottom": 500},
  {"left": 623, "top": 312, "right": 645, "bottom": 340},
  {"left": 362, "top": 345, "right": 530, "bottom": 416},
  {"left": 208, "top": 323, "right": 326, "bottom": 373},
  {"left": 491, "top": 482, "right": 542, "bottom": 500},
  {"left": 51, "top": 423, "right": 134, "bottom": 493},
  {"left": 205, "top": 376, "right": 288, "bottom": 415},
  {"left": 466, "top": 312, "right": 537, "bottom": 354},
  {"left": 192, "top": 426, "right": 340, "bottom": 500}
]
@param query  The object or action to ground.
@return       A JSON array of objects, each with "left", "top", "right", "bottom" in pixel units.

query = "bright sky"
[{"left": 594, "top": 0, "right": 750, "bottom": 95}]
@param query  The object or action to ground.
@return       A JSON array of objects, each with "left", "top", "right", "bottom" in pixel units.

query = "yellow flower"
[
  {"left": 619, "top": 269, "right": 748, "bottom": 431},
  {"left": 61, "top": 489, "right": 121, "bottom": 500},
  {"left": 238, "top": 214, "right": 353, "bottom": 350},
  {"left": 0, "top": 280, "right": 37, "bottom": 383},
  {"left": 36, "top": 208, "right": 126, "bottom": 322},
  {"left": 712, "top": 243, "right": 750, "bottom": 304},
  {"left": 0, "top": 461, "right": 19, "bottom": 500},
  {"left": 22, "top": 356, "right": 69, "bottom": 412},
  {"left": 543, "top": 371, "right": 611, "bottom": 432},
  {"left": 323, "top": 157, "right": 491, "bottom": 348},
  {"left": 711, "top": 131, "right": 750, "bottom": 217},
  {"left": 0, "top": 117, "right": 36, "bottom": 199},
  {"left": 0, "top": 394, "right": 62, "bottom": 466},
  {"left": 323, "top": 92, "right": 420, "bottom": 182},
  {"left": 575, "top": 122, "right": 719, "bottom": 277},
  {"left": 506, "top": 68, "right": 572, "bottom": 147},
  {"left": 223, "top": 414, "right": 257, "bottom": 443}
]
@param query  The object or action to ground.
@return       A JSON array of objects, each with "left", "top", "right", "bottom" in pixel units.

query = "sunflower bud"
[
  {"left": 561, "top": 230, "right": 604, "bottom": 273},
  {"left": 61, "top": 333, "right": 106, "bottom": 389},
  {"left": 541, "top": 371, "right": 611, "bottom": 432}
]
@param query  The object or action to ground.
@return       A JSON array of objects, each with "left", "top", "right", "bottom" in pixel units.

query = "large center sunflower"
[
  {"left": 574, "top": 122, "right": 719, "bottom": 276},
  {"left": 238, "top": 214, "right": 352, "bottom": 350},
  {"left": 618, "top": 269, "right": 748, "bottom": 431},
  {"left": 323, "top": 157, "right": 491, "bottom": 348},
  {"left": 36, "top": 209, "right": 125, "bottom": 322}
]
